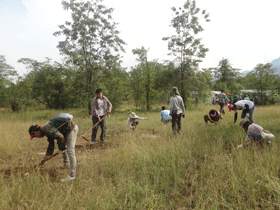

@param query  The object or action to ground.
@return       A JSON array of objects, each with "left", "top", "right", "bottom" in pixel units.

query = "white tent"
[{"left": 206, "top": 91, "right": 221, "bottom": 104}]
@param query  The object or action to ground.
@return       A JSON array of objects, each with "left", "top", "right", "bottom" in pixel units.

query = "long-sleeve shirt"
[
  {"left": 41, "top": 114, "right": 76, "bottom": 156},
  {"left": 91, "top": 96, "right": 112, "bottom": 118},
  {"left": 169, "top": 96, "right": 185, "bottom": 115},
  {"left": 216, "top": 92, "right": 229, "bottom": 104},
  {"left": 126, "top": 116, "right": 145, "bottom": 130}
]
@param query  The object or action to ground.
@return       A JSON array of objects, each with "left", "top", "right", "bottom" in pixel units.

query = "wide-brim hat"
[
  {"left": 239, "top": 119, "right": 247, "bottom": 127},
  {"left": 129, "top": 112, "right": 137, "bottom": 118}
]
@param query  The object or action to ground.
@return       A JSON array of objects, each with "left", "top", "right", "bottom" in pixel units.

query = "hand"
[
  {"left": 182, "top": 114, "right": 185, "bottom": 118},
  {"left": 237, "top": 144, "right": 243, "bottom": 148},
  {"left": 145, "top": 118, "right": 149, "bottom": 120},
  {"left": 98, "top": 117, "right": 101, "bottom": 122},
  {"left": 246, "top": 113, "right": 250, "bottom": 118},
  {"left": 107, "top": 110, "right": 111, "bottom": 114},
  {"left": 40, "top": 155, "right": 50, "bottom": 165}
]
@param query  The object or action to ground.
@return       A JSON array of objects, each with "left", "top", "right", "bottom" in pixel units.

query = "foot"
[
  {"left": 61, "top": 174, "right": 75, "bottom": 182},
  {"left": 90, "top": 140, "right": 96, "bottom": 145},
  {"left": 101, "top": 140, "right": 106, "bottom": 143}
]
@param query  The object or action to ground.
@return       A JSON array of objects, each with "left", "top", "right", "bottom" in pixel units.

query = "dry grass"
[{"left": 0, "top": 104, "right": 280, "bottom": 209}]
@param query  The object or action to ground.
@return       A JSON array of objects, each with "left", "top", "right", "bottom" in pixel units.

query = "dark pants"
[
  {"left": 219, "top": 102, "right": 225, "bottom": 114},
  {"left": 91, "top": 115, "right": 106, "bottom": 142},
  {"left": 241, "top": 106, "right": 254, "bottom": 123},
  {"left": 172, "top": 114, "right": 182, "bottom": 134}
]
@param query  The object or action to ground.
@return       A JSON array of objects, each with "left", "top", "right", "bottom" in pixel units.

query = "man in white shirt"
[
  {"left": 169, "top": 87, "right": 185, "bottom": 134},
  {"left": 160, "top": 106, "right": 171, "bottom": 123},
  {"left": 228, "top": 100, "right": 255, "bottom": 124}
]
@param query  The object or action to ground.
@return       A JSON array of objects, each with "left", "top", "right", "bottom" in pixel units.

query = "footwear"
[
  {"left": 101, "top": 140, "right": 106, "bottom": 143},
  {"left": 57, "top": 163, "right": 70, "bottom": 169},
  {"left": 90, "top": 140, "right": 96, "bottom": 145},
  {"left": 61, "top": 174, "right": 75, "bottom": 182}
]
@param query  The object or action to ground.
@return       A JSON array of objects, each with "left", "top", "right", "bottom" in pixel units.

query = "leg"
[
  {"left": 91, "top": 116, "right": 100, "bottom": 143},
  {"left": 248, "top": 106, "right": 254, "bottom": 123},
  {"left": 220, "top": 103, "right": 225, "bottom": 114},
  {"left": 99, "top": 116, "right": 106, "bottom": 142},
  {"left": 171, "top": 114, "right": 177, "bottom": 133},
  {"left": 241, "top": 109, "right": 246, "bottom": 119},
  {"left": 177, "top": 114, "right": 182, "bottom": 133},
  {"left": 204, "top": 115, "right": 209, "bottom": 124},
  {"left": 65, "top": 125, "right": 78, "bottom": 178}
]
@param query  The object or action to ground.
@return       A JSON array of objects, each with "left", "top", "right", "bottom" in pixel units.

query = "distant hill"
[{"left": 241, "top": 57, "right": 280, "bottom": 76}]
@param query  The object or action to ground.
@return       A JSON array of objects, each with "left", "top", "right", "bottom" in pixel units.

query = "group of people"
[
  {"left": 206, "top": 89, "right": 274, "bottom": 148},
  {"left": 28, "top": 87, "right": 273, "bottom": 182}
]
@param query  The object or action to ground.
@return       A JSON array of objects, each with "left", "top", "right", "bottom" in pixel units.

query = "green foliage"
[
  {"left": 162, "top": 0, "right": 210, "bottom": 104},
  {"left": 53, "top": 0, "right": 126, "bottom": 111},
  {"left": 0, "top": 55, "right": 18, "bottom": 107},
  {"left": 212, "top": 58, "right": 241, "bottom": 93}
]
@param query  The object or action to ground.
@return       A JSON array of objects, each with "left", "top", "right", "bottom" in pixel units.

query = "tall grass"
[{"left": 0, "top": 105, "right": 279, "bottom": 209}]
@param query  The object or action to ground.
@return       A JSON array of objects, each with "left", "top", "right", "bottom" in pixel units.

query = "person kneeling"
[
  {"left": 126, "top": 112, "right": 148, "bottom": 131},
  {"left": 160, "top": 106, "right": 171, "bottom": 123},
  {"left": 204, "top": 109, "right": 223, "bottom": 125},
  {"left": 237, "top": 119, "right": 274, "bottom": 148}
]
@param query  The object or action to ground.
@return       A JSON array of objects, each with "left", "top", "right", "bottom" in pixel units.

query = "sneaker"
[
  {"left": 61, "top": 174, "right": 75, "bottom": 182},
  {"left": 57, "top": 163, "right": 70, "bottom": 169},
  {"left": 90, "top": 140, "right": 96, "bottom": 145}
]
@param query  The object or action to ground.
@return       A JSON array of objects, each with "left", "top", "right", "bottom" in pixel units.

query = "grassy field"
[{"left": 0, "top": 104, "right": 280, "bottom": 209}]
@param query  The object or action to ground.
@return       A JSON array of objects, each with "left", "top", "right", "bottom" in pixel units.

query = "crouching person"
[
  {"left": 204, "top": 109, "right": 223, "bottom": 125},
  {"left": 237, "top": 119, "right": 273, "bottom": 148},
  {"left": 28, "top": 113, "right": 78, "bottom": 182},
  {"left": 160, "top": 106, "right": 171, "bottom": 123},
  {"left": 126, "top": 112, "right": 148, "bottom": 131}
]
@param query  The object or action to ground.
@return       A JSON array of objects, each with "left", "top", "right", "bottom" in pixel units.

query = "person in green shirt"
[
  {"left": 233, "top": 93, "right": 238, "bottom": 103},
  {"left": 28, "top": 113, "right": 78, "bottom": 182},
  {"left": 249, "top": 93, "right": 254, "bottom": 101}
]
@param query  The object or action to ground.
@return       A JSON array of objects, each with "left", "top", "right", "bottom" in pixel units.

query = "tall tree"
[
  {"left": 162, "top": 0, "right": 210, "bottom": 105},
  {"left": 246, "top": 63, "right": 276, "bottom": 104},
  {"left": 212, "top": 58, "right": 241, "bottom": 93},
  {"left": 53, "top": 0, "right": 126, "bottom": 111}
]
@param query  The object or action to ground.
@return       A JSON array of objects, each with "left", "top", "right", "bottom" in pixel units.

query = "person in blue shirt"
[{"left": 160, "top": 106, "right": 171, "bottom": 123}]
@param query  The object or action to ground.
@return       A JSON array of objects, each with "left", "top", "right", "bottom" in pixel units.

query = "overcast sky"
[{"left": 0, "top": 0, "right": 280, "bottom": 76}]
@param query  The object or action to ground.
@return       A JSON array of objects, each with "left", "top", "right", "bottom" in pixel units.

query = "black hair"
[
  {"left": 95, "top": 88, "right": 103, "bottom": 94},
  {"left": 29, "top": 125, "right": 40, "bottom": 135},
  {"left": 221, "top": 89, "right": 225, "bottom": 93},
  {"left": 209, "top": 109, "right": 220, "bottom": 122},
  {"left": 242, "top": 121, "right": 253, "bottom": 133},
  {"left": 162, "top": 106, "right": 166, "bottom": 110}
]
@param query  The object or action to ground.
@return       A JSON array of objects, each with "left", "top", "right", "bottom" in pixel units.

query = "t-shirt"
[
  {"left": 160, "top": 110, "right": 171, "bottom": 121},
  {"left": 245, "top": 123, "right": 263, "bottom": 141},
  {"left": 234, "top": 100, "right": 254, "bottom": 113}
]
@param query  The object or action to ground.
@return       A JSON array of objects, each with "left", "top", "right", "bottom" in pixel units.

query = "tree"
[
  {"left": 246, "top": 63, "right": 276, "bottom": 104},
  {"left": 0, "top": 55, "right": 17, "bottom": 107},
  {"left": 162, "top": 0, "right": 210, "bottom": 105},
  {"left": 212, "top": 58, "right": 241, "bottom": 93},
  {"left": 53, "top": 0, "right": 126, "bottom": 112},
  {"left": 132, "top": 47, "right": 156, "bottom": 110}
]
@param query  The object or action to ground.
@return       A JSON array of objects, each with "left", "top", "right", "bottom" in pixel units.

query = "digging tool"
[
  {"left": 39, "top": 152, "right": 59, "bottom": 166},
  {"left": 81, "top": 115, "right": 107, "bottom": 142}
]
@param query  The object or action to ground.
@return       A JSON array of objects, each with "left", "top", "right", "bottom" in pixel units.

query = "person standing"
[
  {"left": 169, "top": 87, "right": 185, "bottom": 134},
  {"left": 254, "top": 96, "right": 260, "bottom": 106},
  {"left": 216, "top": 89, "right": 229, "bottom": 115},
  {"left": 228, "top": 100, "right": 255, "bottom": 124},
  {"left": 28, "top": 113, "right": 78, "bottom": 182},
  {"left": 91, "top": 88, "right": 112, "bottom": 144}
]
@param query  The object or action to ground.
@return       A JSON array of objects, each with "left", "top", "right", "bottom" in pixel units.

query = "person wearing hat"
[
  {"left": 28, "top": 113, "right": 78, "bottom": 182},
  {"left": 228, "top": 100, "right": 255, "bottom": 124},
  {"left": 91, "top": 88, "right": 112, "bottom": 144},
  {"left": 237, "top": 119, "right": 272, "bottom": 148},
  {"left": 126, "top": 112, "right": 148, "bottom": 130},
  {"left": 204, "top": 109, "right": 223, "bottom": 125},
  {"left": 169, "top": 87, "right": 185, "bottom": 134}
]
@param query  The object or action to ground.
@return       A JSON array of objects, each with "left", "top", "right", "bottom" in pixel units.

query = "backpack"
[{"left": 50, "top": 113, "right": 73, "bottom": 122}]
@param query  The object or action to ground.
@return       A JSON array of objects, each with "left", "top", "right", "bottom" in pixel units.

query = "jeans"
[
  {"left": 241, "top": 106, "right": 255, "bottom": 123},
  {"left": 219, "top": 102, "right": 225, "bottom": 114},
  {"left": 63, "top": 124, "right": 78, "bottom": 177},
  {"left": 91, "top": 115, "right": 106, "bottom": 142}
]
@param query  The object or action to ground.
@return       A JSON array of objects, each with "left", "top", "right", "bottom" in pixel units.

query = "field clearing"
[{"left": 0, "top": 104, "right": 280, "bottom": 209}]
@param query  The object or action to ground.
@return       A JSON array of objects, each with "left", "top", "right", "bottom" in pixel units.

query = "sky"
[{"left": 0, "top": 0, "right": 280, "bottom": 76}]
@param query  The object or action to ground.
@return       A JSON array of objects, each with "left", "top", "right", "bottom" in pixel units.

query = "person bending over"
[
  {"left": 160, "top": 106, "right": 171, "bottom": 123},
  {"left": 204, "top": 109, "right": 223, "bottom": 125},
  {"left": 228, "top": 100, "right": 255, "bottom": 124},
  {"left": 28, "top": 113, "right": 78, "bottom": 182}
]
